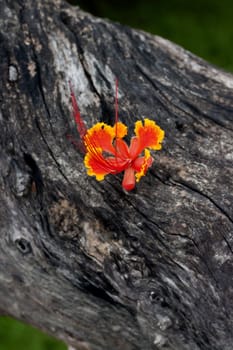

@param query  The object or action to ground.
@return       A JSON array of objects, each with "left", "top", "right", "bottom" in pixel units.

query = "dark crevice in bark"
[
  {"left": 175, "top": 179, "right": 233, "bottom": 227},
  {"left": 35, "top": 118, "right": 71, "bottom": 184}
]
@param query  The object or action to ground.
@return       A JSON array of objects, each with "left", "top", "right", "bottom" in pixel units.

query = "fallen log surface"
[{"left": 0, "top": 1, "right": 233, "bottom": 349}]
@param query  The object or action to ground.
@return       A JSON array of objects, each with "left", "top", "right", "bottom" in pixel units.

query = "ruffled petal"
[
  {"left": 84, "top": 122, "right": 115, "bottom": 154},
  {"left": 114, "top": 122, "right": 128, "bottom": 139},
  {"left": 84, "top": 148, "right": 111, "bottom": 181},
  {"left": 134, "top": 149, "right": 153, "bottom": 182},
  {"left": 134, "top": 118, "right": 164, "bottom": 154}
]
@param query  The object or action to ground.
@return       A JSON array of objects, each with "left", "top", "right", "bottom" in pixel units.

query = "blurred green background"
[
  {"left": 0, "top": 317, "right": 66, "bottom": 350},
  {"left": 74, "top": 0, "right": 233, "bottom": 72},
  {"left": 1, "top": 0, "right": 233, "bottom": 349}
]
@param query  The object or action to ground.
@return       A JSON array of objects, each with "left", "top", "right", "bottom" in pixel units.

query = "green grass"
[{"left": 0, "top": 317, "right": 66, "bottom": 350}]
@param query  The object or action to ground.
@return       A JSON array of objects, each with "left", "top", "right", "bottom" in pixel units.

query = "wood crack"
[
  {"left": 35, "top": 117, "right": 71, "bottom": 184},
  {"left": 171, "top": 179, "right": 233, "bottom": 255}
]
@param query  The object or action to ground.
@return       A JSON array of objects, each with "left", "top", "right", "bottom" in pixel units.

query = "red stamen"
[
  {"left": 66, "top": 134, "right": 86, "bottom": 153},
  {"left": 115, "top": 78, "right": 119, "bottom": 125},
  {"left": 115, "top": 78, "right": 119, "bottom": 158},
  {"left": 69, "top": 81, "right": 87, "bottom": 140},
  {"left": 85, "top": 134, "right": 117, "bottom": 173}
]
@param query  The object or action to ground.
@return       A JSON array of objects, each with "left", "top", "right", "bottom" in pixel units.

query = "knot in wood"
[{"left": 15, "top": 238, "right": 32, "bottom": 255}]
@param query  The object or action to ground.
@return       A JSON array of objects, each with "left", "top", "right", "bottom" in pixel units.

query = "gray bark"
[{"left": 0, "top": 0, "right": 233, "bottom": 349}]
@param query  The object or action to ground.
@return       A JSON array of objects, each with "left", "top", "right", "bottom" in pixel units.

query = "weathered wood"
[{"left": 0, "top": 1, "right": 233, "bottom": 349}]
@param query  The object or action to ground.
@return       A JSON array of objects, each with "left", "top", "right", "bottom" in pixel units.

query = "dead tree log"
[{"left": 0, "top": 0, "right": 233, "bottom": 349}]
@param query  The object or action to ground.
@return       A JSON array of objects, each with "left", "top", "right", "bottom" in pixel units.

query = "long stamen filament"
[{"left": 115, "top": 78, "right": 119, "bottom": 160}]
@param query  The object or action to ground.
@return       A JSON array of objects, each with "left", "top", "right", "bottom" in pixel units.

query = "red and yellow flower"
[{"left": 83, "top": 118, "right": 164, "bottom": 191}]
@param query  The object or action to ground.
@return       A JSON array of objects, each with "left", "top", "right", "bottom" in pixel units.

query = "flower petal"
[
  {"left": 106, "top": 157, "right": 130, "bottom": 172},
  {"left": 114, "top": 122, "right": 128, "bottom": 139},
  {"left": 114, "top": 138, "right": 130, "bottom": 159},
  {"left": 84, "top": 149, "right": 130, "bottom": 181},
  {"left": 129, "top": 136, "right": 140, "bottom": 159},
  {"left": 84, "top": 122, "right": 115, "bottom": 154},
  {"left": 134, "top": 118, "right": 164, "bottom": 154},
  {"left": 134, "top": 149, "right": 153, "bottom": 182},
  {"left": 84, "top": 148, "right": 110, "bottom": 181}
]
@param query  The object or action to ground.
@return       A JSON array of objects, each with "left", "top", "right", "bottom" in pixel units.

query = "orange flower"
[
  {"left": 70, "top": 80, "right": 165, "bottom": 191},
  {"left": 84, "top": 119, "right": 164, "bottom": 191}
]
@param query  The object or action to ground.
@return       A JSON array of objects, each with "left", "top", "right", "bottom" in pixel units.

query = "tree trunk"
[{"left": 0, "top": 1, "right": 233, "bottom": 349}]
